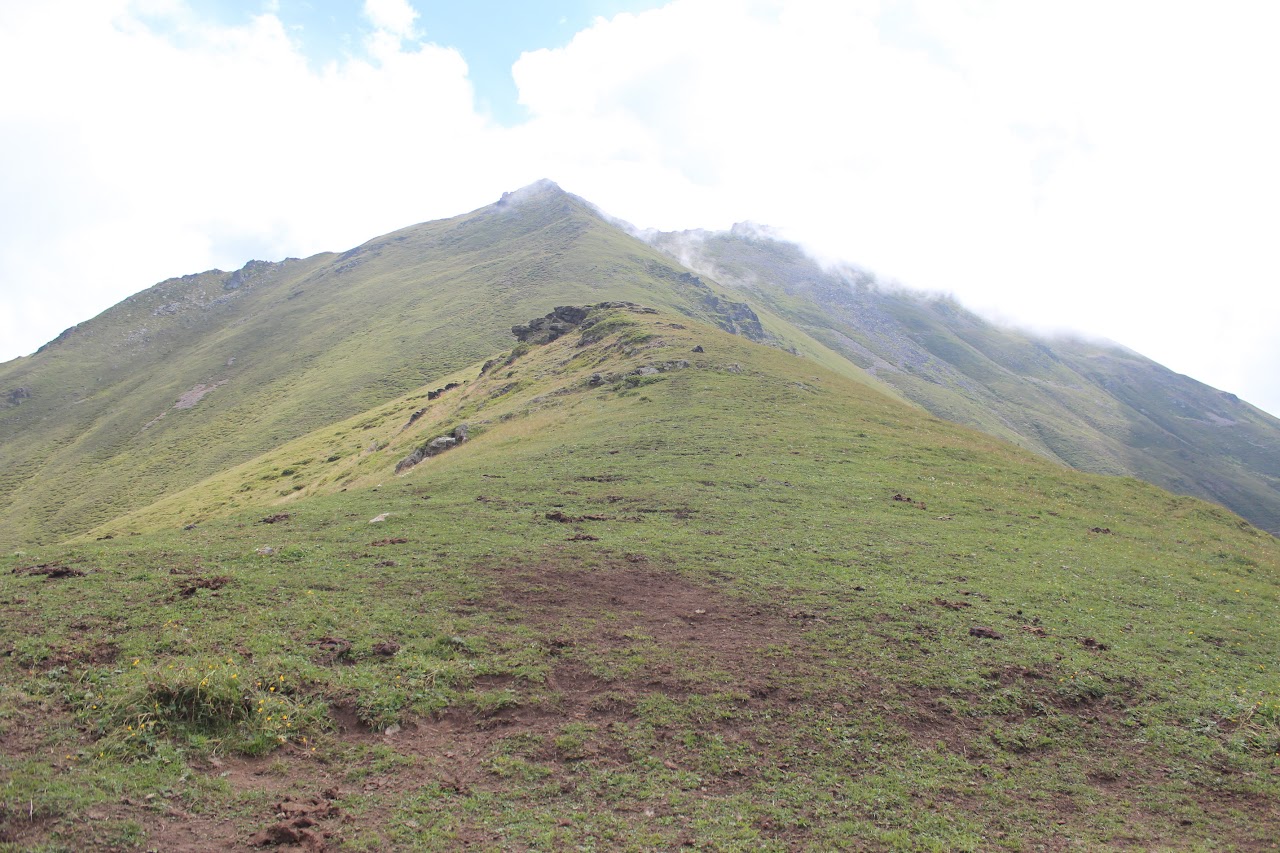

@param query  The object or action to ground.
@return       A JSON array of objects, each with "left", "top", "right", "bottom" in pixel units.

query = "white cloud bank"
[{"left": 2, "top": 0, "right": 1278, "bottom": 416}]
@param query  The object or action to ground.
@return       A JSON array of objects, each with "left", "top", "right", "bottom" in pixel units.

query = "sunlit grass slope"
[
  {"left": 651, "top": 229, "right": 1280, "bottom": 535},
  {"left": 2, "top": 306, "right": 1277, "bottom": 850},
  {"left": 0, "top": 183, "right": 888, "bottom": 550}
]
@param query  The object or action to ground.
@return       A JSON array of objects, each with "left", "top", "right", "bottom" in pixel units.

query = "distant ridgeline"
[{"left": 646, "top": 227, "right": 1280, "bottom": 535}]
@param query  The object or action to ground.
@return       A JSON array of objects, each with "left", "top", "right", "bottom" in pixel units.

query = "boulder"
[
  {"left": 426, "top": 436, "right": 456, "bottom": 453},
  {"left": 395, "top": 424, "right": 469, "bottom": 474}
]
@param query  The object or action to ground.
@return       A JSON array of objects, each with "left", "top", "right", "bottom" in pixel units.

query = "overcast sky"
[{"left": 2, "top": 0, "right": 1278, "bottom": 416}]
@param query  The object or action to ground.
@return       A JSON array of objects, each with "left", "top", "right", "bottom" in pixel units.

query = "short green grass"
[{"left": 2, "top": 308, "right": 1277, "bottom": 850}]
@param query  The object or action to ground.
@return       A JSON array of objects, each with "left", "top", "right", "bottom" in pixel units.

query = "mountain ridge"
[
  {"left": 0, "top": 182, "right": 887, "bottom": 547},
  {"left": 645, "top": 225, "right": 1280, "bottom": 534},
  {"left": 3, "top": 180, "right": 1278, "bottom": 544}
]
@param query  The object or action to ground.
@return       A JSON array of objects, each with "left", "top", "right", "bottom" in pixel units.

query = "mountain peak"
[
  {"left": 728, "top": 221, "right": 784, "bottom": 241},
  {"left": 496, "top": 178, "right": 567, "bottom": 207}
]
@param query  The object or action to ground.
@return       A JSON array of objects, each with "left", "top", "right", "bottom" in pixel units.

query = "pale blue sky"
[{"left": 171, "top": 1, "right": 667, "bottom": 124}]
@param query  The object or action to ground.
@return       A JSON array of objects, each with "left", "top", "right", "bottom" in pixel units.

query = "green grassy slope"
[
  {"left": 0, "top": 182, "right": 888, "bottom": 549},
  {"left": 649, "top": 229, "right": 1280, "bottom": 535},
  {"left": 2, "top": 306, "right": 1277, "bottom": 850}
]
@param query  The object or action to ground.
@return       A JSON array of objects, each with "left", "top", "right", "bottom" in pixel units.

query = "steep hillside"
[
  {"left": 648, "top": 228, "right": 1280, "bottom": 534},
  {"left": 2, "top": 304, "right": 1277, "bottom": 850},
  {"left": 0, "top": 182, "right": 887, "bottom": 549}
]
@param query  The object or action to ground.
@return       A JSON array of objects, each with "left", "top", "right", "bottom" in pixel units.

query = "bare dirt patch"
[
  {"left": 248, "top": 791, "right": 342, "bottom": 851},
  {"left": 174, "top": 381, "right": 227, "bottom": 410},
  {"left": 486, "top": 559, "right": 815, "bottom": 699},
  {"left": 544, "top": 510, "right": 613, "bottom": 523},
  {"left": 177, "top": 575, "right": 230, "bottom": 597},
  {"left": 40, "top": 640, "right": 120, "bottom": 670},
  {"left": 12, "top": 563, "right": 86, "bottom": 579}
]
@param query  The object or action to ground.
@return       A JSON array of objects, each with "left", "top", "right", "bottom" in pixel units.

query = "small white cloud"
[{"left": 362, "top": 0, "right": 419, "bottom": 38}]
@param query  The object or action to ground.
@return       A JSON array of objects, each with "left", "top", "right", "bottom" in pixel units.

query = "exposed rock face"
[
  {"left": 395, "top": 424, "right": 469, "bottom": 474},
  {"left": 5, "top": 387, "right": 30, "bottom": 406},
  {"left": 427, "top": 382, "right": 460, "bottom": 401},
  {"left": 36, "top": 325, "right": 79, "bottom": 354},
  {"left": 510, "top": 302, "right": 657, "bottom": 346},
  {"left": 705, "top": 294, "right": 766, "bottom": 341},
  {"left": 587, "top": 360, "right": 692, "bottom": 388},
  {"left": 643, "top": 262, "right": 769, "bottom": 342},
  {"left": 511, "top": 306, "right": 592, "bottom": 344},
  {"left": 223, "top": 259, "right": 276, "bottom": 291}
]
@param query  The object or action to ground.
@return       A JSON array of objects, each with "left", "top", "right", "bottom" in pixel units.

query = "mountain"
[
  {"left": 5, "top": 182, "right": 1278, "bottom": 548},
  {"left": 1, "top": 183, "right": 1278, "bottom": 849},
  {"left": 648, "top": 226, "right": 1280, "bottom": 535},
  {"left": 0, "top": 181, "right": 887, "bottom": 550}
]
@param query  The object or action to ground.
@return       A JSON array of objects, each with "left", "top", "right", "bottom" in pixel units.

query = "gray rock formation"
[
  {"left": 395, "top": 424, "right": 470, "bottom": 474},
  {"left": 511, "top": 306, "right": 592, "bottom": 344},
  {"left": 510, "top": 302, "right": 656, "bottom": 347}
]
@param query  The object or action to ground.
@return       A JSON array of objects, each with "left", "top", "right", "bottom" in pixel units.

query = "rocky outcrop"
[
  {"left": 5, "top": 387, "right": 30, "bottom": 407},
  {"left": 643, "top": 262, "right": 769, "bottom": 342},
  {"left": 395, "top": 424, "right": 469, "bottom": 474},
  {"left": 510, "top": 302, "right": 657, "bottom": 347},
  {"left": 36, "top": 325, "right": 79, "bottom": 354},
  {"left": 223, "top": 259, "right": 277, "bottom": 292},
  {"left": 701, "top": 293, "right": 767, "bottom": 341},
  {"left": 511, "top": 306, "right": 592, "bottom": 344},
  {"left": 588, "top": 360, "right": 692, "bottom": 387},
  {"left": 427, "top": 382, "right": 460, "bottom": 401},
  {"left": 401, "top": 383, "right": 462, "bottom": 428}
]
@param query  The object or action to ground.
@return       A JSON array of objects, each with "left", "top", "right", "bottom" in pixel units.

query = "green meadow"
[{"left": 3, "top": 307, "right": 1276, "bottom": 850}]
